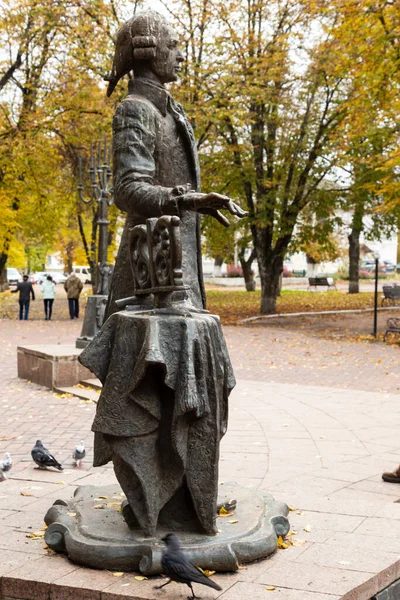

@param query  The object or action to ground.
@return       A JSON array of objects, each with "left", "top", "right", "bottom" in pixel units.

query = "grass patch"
[
  {"left": 206, "top": 290, "right": 379, "bottom": 325},
  {"left": 0, "top": 287, "right": 380, "bottom": 325}
]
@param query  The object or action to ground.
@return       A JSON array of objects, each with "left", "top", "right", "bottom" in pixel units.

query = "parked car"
[
  {"left": 33, "top": 271, "right": 67, "bottom": 284},
  {"left": 360, "top": 260, "right": 387, "bottom": 273},
  {"left": 359, "top": 260, "right": 376, "bottom": 272},
  {"left": 383, "top": 261, "right": 396, "bottom": 273},
  {"left": 70, "top": 266, "right": 92, "bottom": 284},
  {"left": 6, "top": 267, "right": 22, "bottom": 284},
  {"left": 32, "top": 272, "right": 46, "bottom": 284},
  {"left": 46, "top": 272, "right": 68, "bottom": 284}
]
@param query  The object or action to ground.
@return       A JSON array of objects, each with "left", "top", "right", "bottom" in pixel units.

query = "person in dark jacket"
[{"left": 11, "top": 275, "right": 35, "bottom": 320}]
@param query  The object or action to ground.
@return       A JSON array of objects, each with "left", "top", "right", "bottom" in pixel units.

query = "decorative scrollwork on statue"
[
  {"left": 119, "top": 216, "right": 187, "bottom": 309},
  {"left": 129, "top": 225, "right": 151, "bottom": 292},
  {"left": 152, "top": 216, "right": 183, "bottom": 288}
]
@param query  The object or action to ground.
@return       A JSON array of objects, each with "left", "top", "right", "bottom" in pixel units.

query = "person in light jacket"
[{"left": 41, "top": 275, "right": 56, "bottom": 320}]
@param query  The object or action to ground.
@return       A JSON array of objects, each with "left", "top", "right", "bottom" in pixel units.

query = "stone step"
[
  {"left": 79, "top": 378, "right": 102, "bottom": 390},
  {"left": 54, "top": 385, "right": 99, "bottom": 403}
]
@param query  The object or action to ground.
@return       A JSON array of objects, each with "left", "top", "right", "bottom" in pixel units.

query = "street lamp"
[
  {"left": 76, "top": 138, "right": 114, "bottom": 348},
  {"left": 77, "top": 139, "right": 113, "bottom": 294},
  {"left": 372, "top": 251, "right": 379, "bottom": 338}
]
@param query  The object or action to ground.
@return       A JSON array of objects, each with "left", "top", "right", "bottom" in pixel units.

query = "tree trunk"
[
  {"left": 258, "top": 253, "right": 283, "bottom": 314},
  {"left": 239, "top": 247, "right": 256, "bottom": 292},
  {"left": 348, "top": 204, "right": 363, "bottom": 294},
  {"left": 213, "top": 256, "right": 223, "bottom": 277},
  {"left": 0, "top": 266, "right": 8, "bottom": 292}
]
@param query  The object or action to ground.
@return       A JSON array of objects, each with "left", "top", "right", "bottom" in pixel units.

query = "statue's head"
[{"left": 105, "top": 11, "right": 183, "bottom": 96}]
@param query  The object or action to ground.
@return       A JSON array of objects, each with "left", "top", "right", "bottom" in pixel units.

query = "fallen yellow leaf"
[
  {"left": 277, "top": 536, "right": 291, "bottom": 549},
  {"left": 20, "top": 491, "right": 33, "bottom": 497},
  {"left": 112, "top": 572, "right": 125, "bottom": 577},
  {"left": 218, "top": 506, "right": 228, "bottom": 516},
  {"left": 94, "top": 504, "right": 105, "bottom": 509},
  {"left": 228, "top": 520, "right": 239, "bottom": 524},
  {"left": 107, "top": 502, "right": 120, "bottom": 507},
  {"left": 57, "top": 481, "right": 66, "bottom": 485},
  {"left": 288, "top": 506, "right": 296, "bottom": 511},
  {"left": 203, "top": 570, "right": 216, "bottom": 577},
  {"left": 292, "top": 539, "right": 306, "bottom": 547},
  {"left": 96, "top": 495, "right": 108, "bottom": 499},
  {"left": 26, "top": 531, "right": 45, "bottom": 539},
  {"left": 304, "top": 525, "right": 311, "bottom": 533},
  {"left": 67, "top": 512, "right": 77, "bottom": 517},
  {"left": 266, "top": 586, "right": 276, "bottom": 591},
  {"left": 134, "top": 576, "right": 148, "bottom": 581}
]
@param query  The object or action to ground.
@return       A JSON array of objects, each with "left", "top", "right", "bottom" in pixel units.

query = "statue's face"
[{"left": 151, "top": 26, "right": 184, "bottom": 83}]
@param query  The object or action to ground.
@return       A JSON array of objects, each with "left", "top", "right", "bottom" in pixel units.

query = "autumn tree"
[
  {"left": 0, "top": 0, "right": 125, "bottom": 289},
  {"left": 319, "top": 0, "right": 400, "bottom": 292}
]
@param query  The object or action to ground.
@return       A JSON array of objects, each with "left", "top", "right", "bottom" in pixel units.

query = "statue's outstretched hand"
[{"left": 177, "top": 191, "right": 248, "bottom": 227}]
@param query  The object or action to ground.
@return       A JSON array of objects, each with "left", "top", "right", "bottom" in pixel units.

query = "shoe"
[{"left": 382, "top": 466, "right": 400, "bottom": 483}]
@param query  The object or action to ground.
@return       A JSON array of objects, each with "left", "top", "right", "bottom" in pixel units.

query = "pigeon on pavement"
[
  {"left": 0, "top": 452, "right": 12, "bottom": 480},
  {"left": 72, "top": 440, "right": 86, "bottom": 467},
  {"left": 31, "top": 440, "right": 63, "bottom": 471},
  {"left": 155, "top": 533, "right": 222, "bottom": 599}
]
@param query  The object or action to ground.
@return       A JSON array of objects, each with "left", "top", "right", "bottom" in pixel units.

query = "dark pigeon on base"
[
  {"left": 31, "top": 440, "right": 63, "bottom": 471},
  {"left": 155, "top": 533, "right": 222, "bottom": 599}
]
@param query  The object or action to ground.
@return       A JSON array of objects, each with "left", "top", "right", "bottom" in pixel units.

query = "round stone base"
[{"left": 44, "top": 482, "right": 289, "bottom": 574}]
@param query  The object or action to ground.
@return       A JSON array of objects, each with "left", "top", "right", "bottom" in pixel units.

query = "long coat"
[{"left": 105, "top": 77, "right": 206, "bottom": 319}]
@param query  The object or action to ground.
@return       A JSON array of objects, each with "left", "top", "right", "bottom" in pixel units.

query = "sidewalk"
[{"left": 0, "top": 320, "right": 399, "bottom": 599}]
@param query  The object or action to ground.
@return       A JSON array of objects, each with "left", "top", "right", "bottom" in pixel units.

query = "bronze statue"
[
  {"left": 45, "top": 10, "right": 290, "bottom": 571},
  {"left": 80, "top": 10, "right": 246, "bottom": 538}
]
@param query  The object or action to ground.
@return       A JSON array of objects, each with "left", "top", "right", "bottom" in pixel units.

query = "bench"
[
  {"left": 308, "top": 277, "right": 337, "bottom": 291},
  {"left": 384, "top": 317, "right": 400, "bottom": 341},
  {"left": 381, "top": 285, "right": 400, "bottom": 307}
]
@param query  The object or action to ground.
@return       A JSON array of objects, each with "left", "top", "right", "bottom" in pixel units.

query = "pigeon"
[
  {"left": 0, "top": 452, "right": 12, "bottom": 480},
  {"left": 31, "top": 440, "right": 63, "bottom": 471},
  {"left": 155, "top": 533, "right": 222, "bottom": 599},
  {"left": 72, "top": 440, "right": 86, "bottom": 467}
]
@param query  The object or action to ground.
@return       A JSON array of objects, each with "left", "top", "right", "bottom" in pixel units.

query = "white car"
[
  {"left": 70, "top": 266, "right": 92, "bottom": 284},
  {"left": 6, "top": 267, "right": 22, "bottom": 284},
  {"left": 47, "top": 272, "right": 68, "bottom": 285},
  {"left": 34, "top": 272, "right": 67, "bottom": 285}
]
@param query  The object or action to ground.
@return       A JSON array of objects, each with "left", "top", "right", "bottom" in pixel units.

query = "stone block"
[
  {"left": 374, "top": 577, "right": 400, "bottom": 599},
  {"left": 17, "top": 345, "right": 93, "bottom": 390}
]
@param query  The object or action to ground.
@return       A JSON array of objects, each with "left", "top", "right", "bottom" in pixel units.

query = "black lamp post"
[
  {"left": 77, "top": 139, "right": 113, "bottom": 294},
  {"left": 372, "top": 252, "right": 379, "bottom": 338},
  {"left": 76, "top": 138, "right": 113, "bottom": 348}
]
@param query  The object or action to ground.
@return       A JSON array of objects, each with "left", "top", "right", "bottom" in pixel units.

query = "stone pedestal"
[
  {"left": 44, "top": 483, "right": 290, "bottom": 573},
  {"left": 17, "top": 345, "right": 92, "bottom": 389},
  {"left": 76, "top": 294, "right": 108, "bottom": 349}
]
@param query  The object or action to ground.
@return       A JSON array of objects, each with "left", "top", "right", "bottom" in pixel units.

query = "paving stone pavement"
[{"left": 0, "top": 319, "right": 399, "bottom": 600}]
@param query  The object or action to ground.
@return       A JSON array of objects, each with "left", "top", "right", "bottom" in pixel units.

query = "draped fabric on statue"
[{"left": 79, "top": 310, "right": 236, "bottom": 536}]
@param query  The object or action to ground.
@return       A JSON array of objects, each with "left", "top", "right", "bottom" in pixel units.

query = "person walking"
[
  {"left": 64, "top": 273, "right": 83, "bottom": 319},
  {"left": 41, "top": 275, "right": 56, "bottom": 320},
  {"left": 11, "top": 274, "right": 35, "bottom": 320}
]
